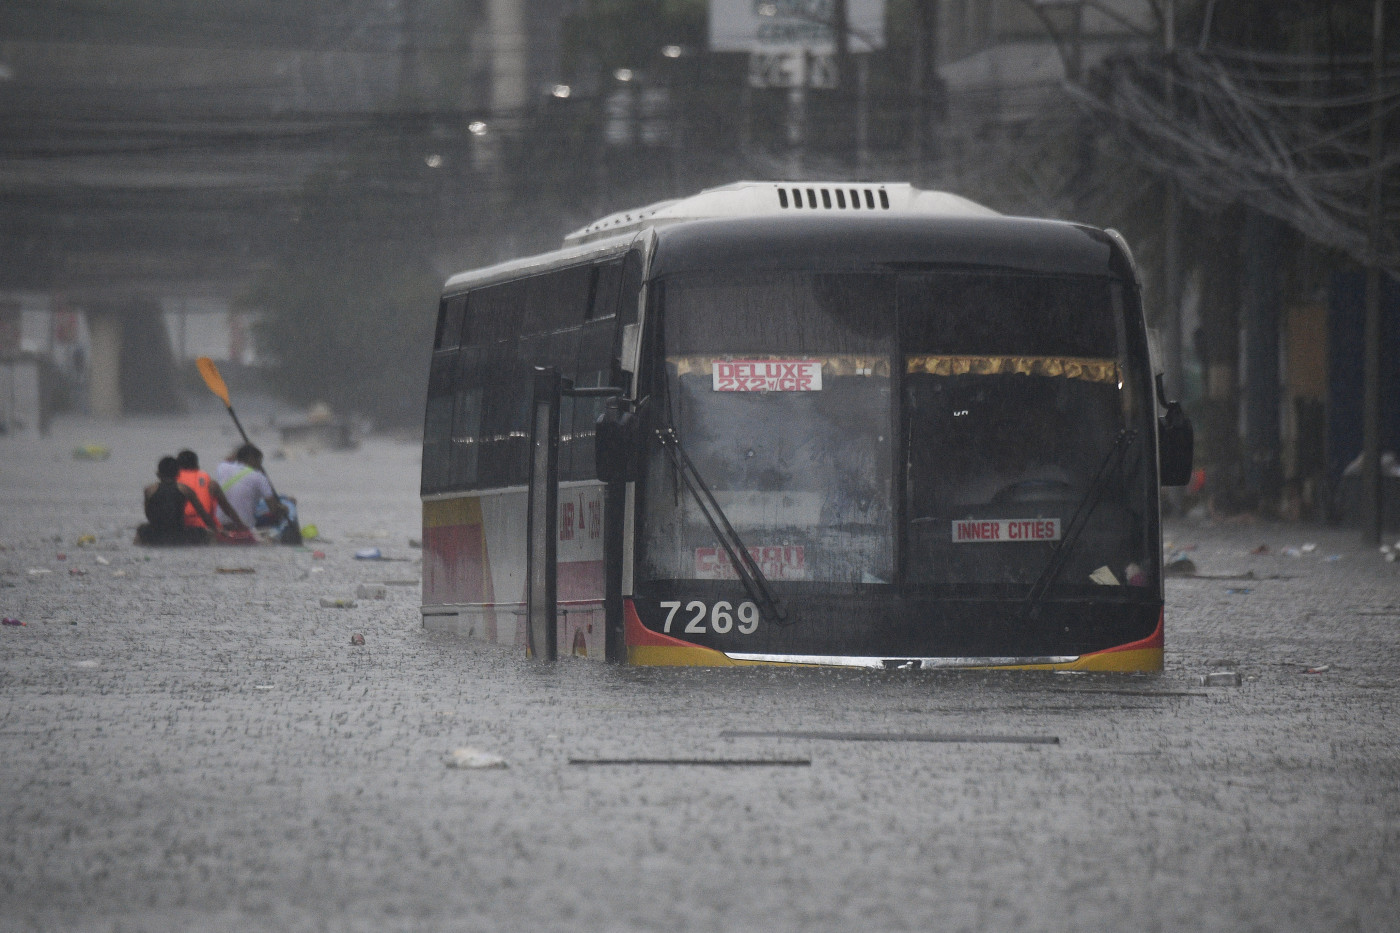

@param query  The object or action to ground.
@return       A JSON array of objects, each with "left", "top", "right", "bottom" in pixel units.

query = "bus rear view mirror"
[
  {"left": 596, "top": 400, "right": 639, "bottom": 483},
  {"left": 1158, "top": 401, "right": 1194, "bottom": 486}
]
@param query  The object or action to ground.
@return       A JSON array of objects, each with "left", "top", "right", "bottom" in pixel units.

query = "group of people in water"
[{"left": 136, "top": 444, "right": 295, "bottom": 546}]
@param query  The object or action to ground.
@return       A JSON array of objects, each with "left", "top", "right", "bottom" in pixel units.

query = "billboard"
[{"left": 709, "top": 0, "right": 886, "bottom": 55}]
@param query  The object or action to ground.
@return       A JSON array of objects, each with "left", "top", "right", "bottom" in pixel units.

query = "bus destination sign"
[
  {"left": 713, "top": 359, "right": 822, "bottom": 392},
  {"left": 952, "top": 518, "right": 1061, "bottom": 543}
]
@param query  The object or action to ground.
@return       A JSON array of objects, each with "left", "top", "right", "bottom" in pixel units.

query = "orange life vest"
[{"left": 177, "top": 468, "right": 218, "bottom": 529}]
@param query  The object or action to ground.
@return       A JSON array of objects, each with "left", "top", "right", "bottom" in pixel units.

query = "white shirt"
[{"left": 213, "top": 460, "right": 275, "bottom": 527}]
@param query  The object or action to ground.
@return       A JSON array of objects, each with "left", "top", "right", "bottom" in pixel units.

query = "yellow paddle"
[
  {"left": 196, "top": 356, "right": 251, "bottom": 449},
  {"left": 195, "top": 357, "right": 299, "bottom": 542}
]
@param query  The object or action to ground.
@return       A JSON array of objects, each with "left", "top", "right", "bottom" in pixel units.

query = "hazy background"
[{"left": 1, "top": 1, "right": 1396, "bottom": 519}]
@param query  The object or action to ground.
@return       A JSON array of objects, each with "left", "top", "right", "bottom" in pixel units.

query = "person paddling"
[{"left": 214, "top": 444, "right": 290, "bottom": 531}]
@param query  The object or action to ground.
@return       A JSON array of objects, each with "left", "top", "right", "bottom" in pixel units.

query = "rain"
[{"left": 2, "top": 2, "right": 1399, "bottom": 930}]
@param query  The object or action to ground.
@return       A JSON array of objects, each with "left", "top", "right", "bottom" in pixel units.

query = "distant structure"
[
  {"left": 935, "top": 1, "right": 1154, "bottom": 166},
  {"left": 0, "top": 0, "right": 569, "bottom": 418}
]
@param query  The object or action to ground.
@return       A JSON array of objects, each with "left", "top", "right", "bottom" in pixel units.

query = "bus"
[{"left": 420, "top": 181, "right": 1192, "bottom": 671}]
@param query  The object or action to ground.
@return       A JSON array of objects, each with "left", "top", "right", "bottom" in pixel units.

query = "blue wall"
[{"left": 1327, "top": 271, "right": 1400, "bottom": 483}]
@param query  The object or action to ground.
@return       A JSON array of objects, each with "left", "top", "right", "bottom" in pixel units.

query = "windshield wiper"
[
  {"left": 655, "top": 426, "right": 792, "bottom": 628},
  {"left": 1021, "top": 429, "right": 1137, "bottom": 624}
]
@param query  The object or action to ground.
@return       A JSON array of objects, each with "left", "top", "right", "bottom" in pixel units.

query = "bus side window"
[
  {"left": 522, "top": 265, "right": 591, "bottom": 338},
  {"left": 561, "top": 260, "right": 624, "bottom": 481},
  {"left": 589, "top": 261, "right": 623, "bottom": 321},
  {"left": 518, "top": 267, "right": 590, "bottom": 479},
  {"left": 472, "top": 280, "right": 530, "bottom": 487},
  {"left": 421, "top": 349, "right": 457, "bottom": 493},
  {"left": 612, "top": 250, "right": 644, "bottom": 385},
  {"left": 450, "top": 347, "right": 483, "bottom": 488},
  {"left": 433, "top": 294, "right": 467, "bottom": 351},
  {"left": 566, "top": 318, "right": 617, "bottom": 481}
]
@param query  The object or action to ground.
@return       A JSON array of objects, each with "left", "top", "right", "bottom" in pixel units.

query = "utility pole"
[
  {"left": 907, "top": 0, "right": 936, "bottom": 181},
  {"left": 1162, "top": 0, "right": 1184, "bottom": 405},
  {"left": 786, "top": 61, "right": 808, "bottom": 177},
  {"left": 856, "top": 53, "right": 870, "bottom": 177},
  {"left": 1362, "top": 0, "right": 1387, "bottom": 543},
  {"left": 830, "top": 0, "right": 870, "bottom": 176}
]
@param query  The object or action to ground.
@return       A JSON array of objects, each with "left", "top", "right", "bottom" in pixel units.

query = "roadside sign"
[
  {"left": 747, "top": 50, "right": 839, "bottom": 89},
  {"left": 710, "top": 0, "right": 886, "bottom": 55}
]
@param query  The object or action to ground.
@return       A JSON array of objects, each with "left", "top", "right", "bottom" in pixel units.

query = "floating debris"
[
  {"left": 1198, "top": 671, "right": 1243, "bottom": 687},
  {"left": 72, "top": 444, "right": 110, "bottom": 461},
  {"left": 1164, "top": 555, "right": 1197, "bottom": 575},
  {"left": 355, "top": 583, "right": 387, "bottom": 600},
  {"left": 720, "top": 730, "right": 1059, "bottom": 745},
  {"left": 350, "top": 633, "right": 366, "bottom": 646},
  {"left": 217, "top": 567, "right": 255, "bottom": 574},
  {"left": 1090, "top": 565, "right": 1121, "bottom": 586},
  {"left": 569, "top": 757, "right": 811, "bottom": 767},
  {"left": 444, "top": 747, "right": 507, "bottom": 769},
  {"left": 319, "top": 597, "right": 356, "bottom": 609}
]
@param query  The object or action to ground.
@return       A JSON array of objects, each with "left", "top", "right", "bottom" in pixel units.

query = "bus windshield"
[
  {"left": 641, "top": 272, "right": 896, "bottom": 588},
  {"left": 901, "top": 272, "right": 1152, "bottom": 595},
  {"left": 638, "top": 268, "right": 1154, "bottom": 596}
]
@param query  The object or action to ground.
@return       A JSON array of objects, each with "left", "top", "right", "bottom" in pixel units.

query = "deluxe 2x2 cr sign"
[
  {"left": 952, "top": 518, "right": 1061, "bottom": 543},
  {"left": 713, "top": 359, "right": 822, "bottom": 392}
]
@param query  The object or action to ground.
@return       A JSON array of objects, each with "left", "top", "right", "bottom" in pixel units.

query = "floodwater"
[{"left": 2, "top": 413, "right": 1398, "bottom": 932}]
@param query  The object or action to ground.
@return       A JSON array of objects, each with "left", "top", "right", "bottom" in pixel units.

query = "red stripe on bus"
[
  {"left": 557, "top": 560, "right": 605, "bottom": 603},
  {"left": 624, "top": 599, "right": 703, "bottom": 648},
  {"left": 423, "top": 524, "right": 491, "bottom": 604},
  {"left": 1083, "top": 606, "right": 1164, "bottom": 656}
]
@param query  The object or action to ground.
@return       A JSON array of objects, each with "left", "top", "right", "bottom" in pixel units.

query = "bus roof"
[
  {"left": 440, "top": 182, "right": 1133, "bottom": 294},
  {"left": 648, "top": 214, "right": 1127, "bottom": 280},
  {"left": 442, "top": 230, "right": 638, "bottom": 294},
  {"left": 563, "top": 181, "right": 999, "bottom": 246}
]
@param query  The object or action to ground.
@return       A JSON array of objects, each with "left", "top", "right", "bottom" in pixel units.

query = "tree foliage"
[{"left": 244, "top": 152, "right": 440, "bottom": 428}]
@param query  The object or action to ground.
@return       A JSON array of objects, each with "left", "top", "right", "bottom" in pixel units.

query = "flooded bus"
[{"left": 420, "top": 181, "right": 1192, "bottom": 670}]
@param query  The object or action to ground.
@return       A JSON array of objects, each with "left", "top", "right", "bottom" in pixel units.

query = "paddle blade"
[{"left": 196, "top": 356, "right": 231, "bottom": 407}]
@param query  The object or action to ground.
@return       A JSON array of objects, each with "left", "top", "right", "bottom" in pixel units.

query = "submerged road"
[{"left": 2, "top": 413, "right": 1398, "bottom": 932}]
